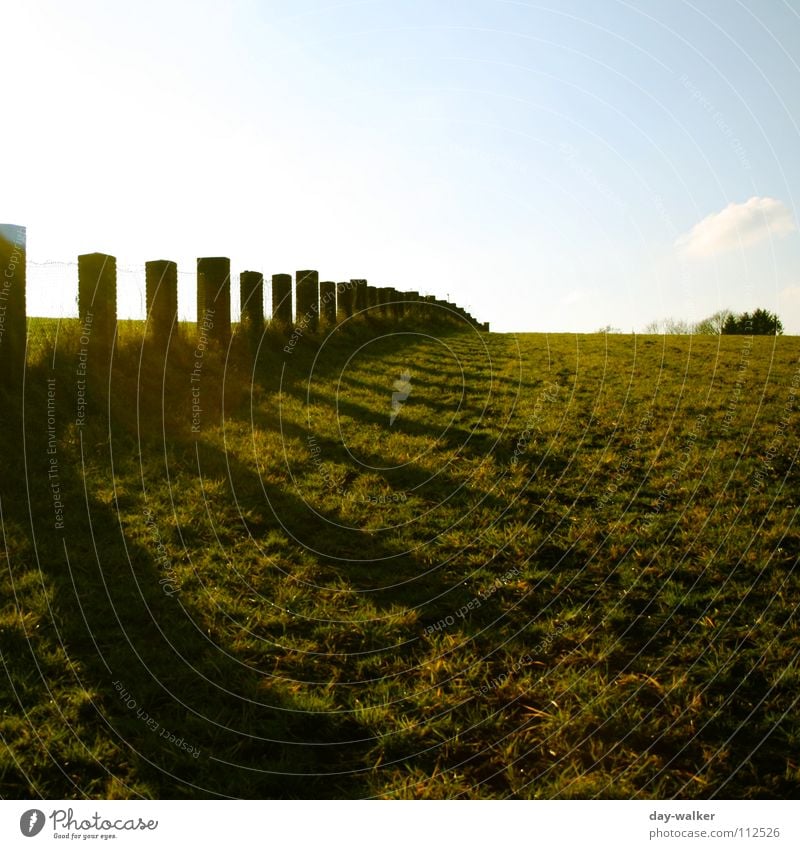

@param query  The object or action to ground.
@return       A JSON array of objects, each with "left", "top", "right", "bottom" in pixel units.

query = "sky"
[{"left": 4, "top": 0, "right": 800, "bottom": 333}]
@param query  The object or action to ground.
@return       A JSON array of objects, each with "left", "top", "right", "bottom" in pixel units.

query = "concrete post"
[
  {"left": 0, "top": 224, "right": 26, "bottom": 394},
  {"left": 390, "top": 288, "right": 404, "bottom": 320},
  {"left": 239, "top": 270, "right": 264, "bottom": 336},
  {"left": 145, "top": 259, "right": 178, "bottom": 338},
  {"left": 320, "top": 280, "right": 336, "bottom": 325},
  {"left": 336, "top": 281, "right": 353, "bottom": 320},
  {"left": 197, "top": 257, "right": 231, "bottom": 342},
  {"left": 351, "top": 279, "right": 367, "bottom": 314},
  {"left": 377, "top": 287, "right": 393, "bottom": 319},
  {"left": 295, "top": 269, "right": 319, "bottom": 331},
  {"left": 271, "top": 273, "right": 292, "bottom": 327},
  {"left": 78, "top": 252, "right": 117, "bottom": 357},
  {"left": 386, "top": 287, "right": 400, "bottom": 321}
]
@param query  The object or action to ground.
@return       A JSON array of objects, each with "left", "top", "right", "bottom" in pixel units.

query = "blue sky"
[{"left": 5, "top": 0, "right": 800, "bottom": 332}]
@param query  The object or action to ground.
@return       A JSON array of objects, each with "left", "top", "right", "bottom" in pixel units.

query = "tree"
[
  {"left": 694, "top": 309, "right": 733, "bottom": 335},
  {"left": 751, "top": 308, "right": 784, "bottom": 335},
  {"left": 643, "top": 317, "right": 691, "bottom": 334},
  {"left": 722, "top": 308, "right": 783, "bottom": 335},
  {"left": 722, "top": 312, "right": 747, "bottom": 334},
  {"left": 665, "top": 317, "right": 692, "bottom": 334},
  {"left": 646, "top": 308, "right": 785, "bottom": 336}
]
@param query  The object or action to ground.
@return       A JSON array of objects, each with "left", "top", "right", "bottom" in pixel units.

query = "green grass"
[{"left": 1, "top": 316, "right": 798, "bottom": 798}]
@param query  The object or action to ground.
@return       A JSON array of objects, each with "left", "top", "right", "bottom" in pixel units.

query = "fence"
[{"left": 0, "top": 223, "right": 489, "bottom": 388}]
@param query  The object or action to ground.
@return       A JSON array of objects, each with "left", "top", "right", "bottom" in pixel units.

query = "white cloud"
[{"left": 676, "top": 196, "right": 796, "bottom": 258}]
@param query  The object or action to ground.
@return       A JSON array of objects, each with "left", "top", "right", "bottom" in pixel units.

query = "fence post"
[
  {"left": 337, "top": 281, "right": 353, "bottom": 321},
  {"left": 271, "top": 273, "right": 292, "bottom": 327},
  {"left": 398, "top": 291, "right": 408, "bottom": 317},
  {"left": 197, "top": 257, "right": 231, "bottom": 342},
  {"left": 239, "top": 270, "right": 264, "bottom": 339},
  {"left": 320, "top": 280, "right": 336, "bottom": 325},
  {"left": 377, "top": 287, "right": 393, "bottom": 319},
  {"left": 78, "top": 252, "right": 117, "bottom": 359},
  {"left": 385, "top": 287, "right": 400, "bottom": 322},
  {"left": 0, "top": 224, "right": 26, "bottom": 396},
  {"left": 295, "top": 270, "right": 319, "bottom": 331},
  {"left": 145, "top": 259, "right": 178, "bottom": 340},
  {"left": 390, "top": 288, "right": 404, "bottom": 321},
  {"left": 351, "top": 279, "right": 367, "bottom": 315}
]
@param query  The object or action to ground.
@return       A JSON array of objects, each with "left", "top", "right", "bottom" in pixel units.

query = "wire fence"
[{"left": 27, "top": 259, "right": 244, "bottom": 323}]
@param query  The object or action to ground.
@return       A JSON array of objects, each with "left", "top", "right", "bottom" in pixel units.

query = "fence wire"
[{"left": 27, "top": 260, "right": 255, "bottom": 323}]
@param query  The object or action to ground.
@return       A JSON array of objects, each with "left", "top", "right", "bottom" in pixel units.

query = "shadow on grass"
[{"left": 0, "top": 329, "right": 378, "bottom": 799}]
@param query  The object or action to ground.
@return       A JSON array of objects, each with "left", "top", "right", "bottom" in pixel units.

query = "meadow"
[{"left": 1, "top": 316, "right": 798, "bottom": 799}]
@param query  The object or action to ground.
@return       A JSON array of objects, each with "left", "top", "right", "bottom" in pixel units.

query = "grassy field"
[{"left": 1, "top": 316, "right": 798, "bottom": 799}]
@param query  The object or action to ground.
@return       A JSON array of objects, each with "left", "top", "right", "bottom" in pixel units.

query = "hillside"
[{"left": 1, "top": 319, "right": 798, "bottom": 799}]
